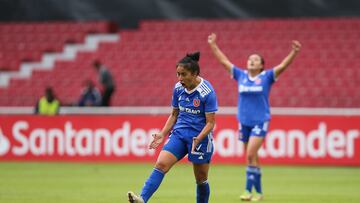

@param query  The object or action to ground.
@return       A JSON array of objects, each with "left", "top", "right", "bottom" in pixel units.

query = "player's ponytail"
[
  {"left": 186, "top": 51, "right": 200, "bottom": 62},
  {"left": 177, "top": 51, "right": 201, "bottom": 75}
]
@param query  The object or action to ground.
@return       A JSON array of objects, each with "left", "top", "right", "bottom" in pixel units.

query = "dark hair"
[
  {"left": 177, "top": 51, "right": 200, "bottom": 75},
  {"left": 45, "top": 86, "right": 55, "bottom": 102}
]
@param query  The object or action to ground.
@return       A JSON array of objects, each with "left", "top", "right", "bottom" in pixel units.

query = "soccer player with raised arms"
[
  {"left": 128, "top": 51, "right": 218, "bottom": 203},
  {"left": 208, "top": 33, "right": 301, "bottom": 201}
]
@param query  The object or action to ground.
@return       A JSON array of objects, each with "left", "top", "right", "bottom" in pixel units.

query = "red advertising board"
[{"left": 0, "top": 115, "right": 359, "bottom": 166}]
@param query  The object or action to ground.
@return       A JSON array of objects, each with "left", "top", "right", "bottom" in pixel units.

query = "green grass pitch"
[{"left": 0, "top": 162, "right": 359, "bottom": 203}]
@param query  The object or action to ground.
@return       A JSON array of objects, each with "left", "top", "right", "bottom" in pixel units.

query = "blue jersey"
[
  {"left": 172, "top": 78, "right": 218, "bottom": 133},
  {"left": 232, "top": 66, "right": 276, "bottom": 126}
]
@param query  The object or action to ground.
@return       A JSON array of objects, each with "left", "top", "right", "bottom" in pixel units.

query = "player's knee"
[
  {"left": 196, "top": 178, "right": 208, "bottom": 185},
  {"left": 195, "top": 171, "right": 208, "bottom": 184},
  {"left": 154, "top": 161, "right": 170, "bottom": 173},
  {"left": 246, "top": 153, "right": 257, "bottom": 164}
]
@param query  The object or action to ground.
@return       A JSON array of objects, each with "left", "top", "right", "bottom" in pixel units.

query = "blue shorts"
[
  {"left": 238, "top": 121, "right": 270, "bottom": 143},
  {"left": 163, "top": 128, "right": 214, "bottom": 164}
]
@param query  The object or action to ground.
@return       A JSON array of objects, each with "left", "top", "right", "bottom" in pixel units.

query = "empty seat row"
[{"left": 0, "top": 21, "right": 116, "bottom": 71}]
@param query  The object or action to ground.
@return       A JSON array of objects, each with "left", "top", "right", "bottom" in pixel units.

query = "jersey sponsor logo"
[
  {"left": 179, "top": 105, "right": 201, "bottom": 114},
  {"left": 193, "top": 98, "right": 200, "bottom": 107},
  {"left": 239, "top": 85, "right": 263, "bottom": 92}
]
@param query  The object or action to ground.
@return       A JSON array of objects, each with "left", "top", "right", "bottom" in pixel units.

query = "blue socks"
[
  {"left": 197, "top": 180, "right": 210, "bottom": 203},
  {"left": 139, "top": 168, "right": 211, "bottom": 203},
  {"left": 140, "top": 168, "right": 165, "bottom": 203},
  {"left": 254, "top": 167, "right": 262, "bottom": 194},
  {"left": 245, "top": 166, "right": 262, "bottom": 194}
]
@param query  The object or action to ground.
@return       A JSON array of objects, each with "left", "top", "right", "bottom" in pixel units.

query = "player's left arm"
[
  {"left": 149, "top": 108, "right": 179, "bottom": 149},
  {"left": 191, "top": 112, "right": 215, "bottom": 153},
  {"left": 274, "top": 40, "right": 301, "bottom": 79}
]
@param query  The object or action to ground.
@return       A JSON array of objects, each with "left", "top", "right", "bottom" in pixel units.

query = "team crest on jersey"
[
  {"left": 193, "top": 98, "right": 200, "bottom": 107},
  {"left": 255, "top": 78, "right": 262, "bottom": 85}
]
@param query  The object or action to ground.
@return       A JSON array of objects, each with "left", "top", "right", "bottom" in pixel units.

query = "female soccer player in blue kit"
[
  {"left": 127, "top": 51, "right": 218, "bottom": 203},
  {"left": 208, "top": 33, "right": 301, "bottom": 201}
]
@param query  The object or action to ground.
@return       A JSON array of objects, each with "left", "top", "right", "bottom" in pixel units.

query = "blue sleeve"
[
  {"left": 267, "top": 69, "right": 276, "bottom": 84},
  {"left": 171, "top": 87, "right": 179, "bottom": 108},
  {"left": 232, "top": 65, "right": 243, "bottom": 82},
  {"left": 205, "top": 91, "right": 218, "bottom": 113}
]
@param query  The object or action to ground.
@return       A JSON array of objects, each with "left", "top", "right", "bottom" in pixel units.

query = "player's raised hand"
[
  {"left": 292, "top": 40, "right": 301, "bottom": 52},
  {"left": 149, "top": 133, "right": 164, "bottom": 149},
  {"left": 207, "top": 33, "right": 217, "bottom": 45}
]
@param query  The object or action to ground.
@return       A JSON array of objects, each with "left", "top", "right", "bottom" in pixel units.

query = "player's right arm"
[
  {"left": 273, "top": 40, "right": 301, "bottom": 79},
  {"left": 149, "top": 108, "right": 179, "bottom": 149},
  {"left": 208, "top": 33, "right": 233, "bottom": 74}
]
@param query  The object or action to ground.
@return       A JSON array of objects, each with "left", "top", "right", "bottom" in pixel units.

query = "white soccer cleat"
[
  {"left": 127, "top": 191, "right": 144, "bottom": 203},
  {"left": 251, "top": 192, "right": 263, "bottom": 201},
  {"left": 240, "top": 190, "right": 252, "bottom": 201}
]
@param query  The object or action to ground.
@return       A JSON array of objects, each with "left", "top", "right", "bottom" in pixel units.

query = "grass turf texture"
[{"left": 0, "top": 162, "right": 359, "bottom": 203}]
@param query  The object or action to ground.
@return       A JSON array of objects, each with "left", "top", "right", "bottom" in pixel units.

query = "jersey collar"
[
  {"left": 185, "top": 77, "right": 204, "bottom": 94},
  {"left": 247, "top": 70, "right": 265, "bottom": 81}
]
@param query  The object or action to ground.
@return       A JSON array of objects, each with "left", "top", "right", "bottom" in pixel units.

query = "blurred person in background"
[
  {"left": 92, "top": 60, "right": 115, "bottom": 106},
  {"left": 127, "top": 52, "right": 218, "bottom": 203},
  {"left": 78, "top": 80, "right": 101, "bottom": 106},
  {"left": 35, "top": 86, "right": 60, "bottom": 115},
  {"left": 208, "top": 33, "right": 301, "bottom": 201}
]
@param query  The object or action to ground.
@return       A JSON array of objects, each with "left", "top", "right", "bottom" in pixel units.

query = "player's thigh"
[
  {"left": 162, "top": 133, "right": 188, "bottom": 161},
  {"left": 246, "top": 136, "right": 264, "bottom": 157},
  {"left": 193, "top": 163, "right": 210, "bottom": 183},
  {"left": 155, "top": 150, "right": 179, "bottom": 173},
  {"left": 247, "top": 121, "right": 269, "bottom": 156}
]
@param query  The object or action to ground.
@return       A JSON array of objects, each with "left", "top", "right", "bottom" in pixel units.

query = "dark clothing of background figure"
[
  {"left": 102, "top": 86, "right": 114, "bottom": 106},
  {"left": 98, "top": 66, "right": 115, "bottom": 106},
  {"left": 78, "top": 86, "right": 101, "bottom": 106}
]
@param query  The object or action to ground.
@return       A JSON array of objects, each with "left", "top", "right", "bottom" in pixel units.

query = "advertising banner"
[{"left": 0, "top": 115, "right": 359, "bottom": 165}]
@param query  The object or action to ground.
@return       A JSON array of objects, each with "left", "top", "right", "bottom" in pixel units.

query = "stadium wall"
[
  {"left": 1, "top": 0, "right": 360, "bottom": 28},
  {"left": 1, "top": 109, "right": 359, "bottom": 166}
]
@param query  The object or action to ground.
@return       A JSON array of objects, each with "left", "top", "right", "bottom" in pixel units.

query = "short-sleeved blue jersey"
[
  {"left": 232, "top": 66, "right": 276, "bottom": 126},
  {"left": 172, "top": 77, "right": 218, "bottom": 133}
]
